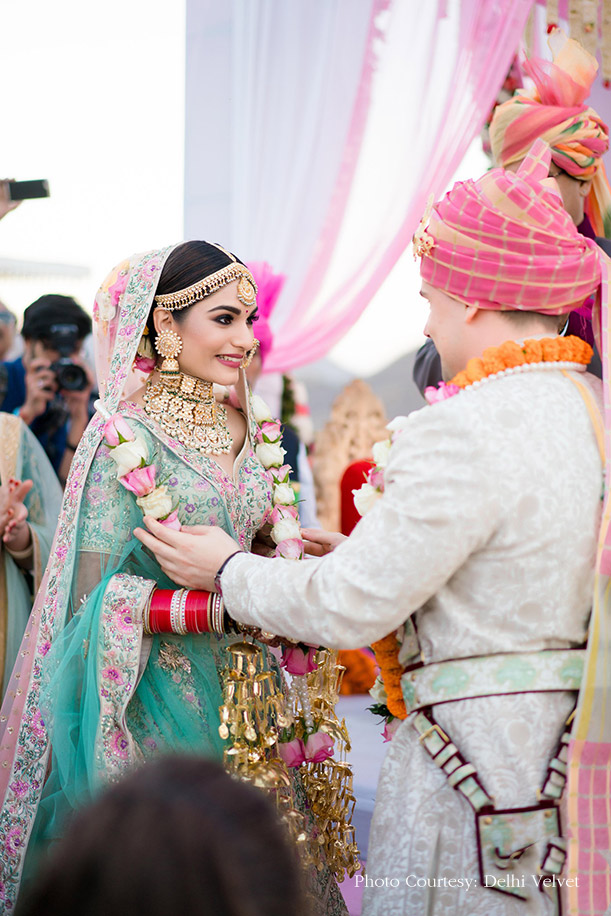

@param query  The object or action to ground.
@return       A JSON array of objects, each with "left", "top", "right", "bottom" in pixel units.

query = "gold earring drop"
[
  {"left": 240, "top": 338, "right": 260, "bottom": 369},
  {"left": 155, "top": 328, "right": 183, "bottom": 376}
]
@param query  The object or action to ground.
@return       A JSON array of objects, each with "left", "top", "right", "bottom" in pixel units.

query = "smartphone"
[{"left": 7, "top": 180, "right": 50, "bottom": 201}]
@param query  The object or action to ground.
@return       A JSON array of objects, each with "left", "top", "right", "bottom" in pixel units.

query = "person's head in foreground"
[
  {"left": 15, "top": 756, "right": 309, "bottom": 916},
  {"left": 417, "top": 138, "right": 603, "bottom": 382},
  {"left": 490, "top": 27, "right": 611, "bottom": 234}
]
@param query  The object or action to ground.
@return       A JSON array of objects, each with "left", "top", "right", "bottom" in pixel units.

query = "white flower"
[
  {"left": 256, "top": 441, "right": 286, "bottom": 468},
  {"left": 386, "top": 415, "right": 410, "bottom": 435},
  {"left": 369, "top": 675, "right": 388, "bottom": 705},
  {"left": 136, "top": 485, "right": 173, "bottom": 519},
  {"left": 372, "top": 438, "right": 392, "bottom": 468},
  {"left": 352, "top": 482, "right": 381, "bottom": 516},
  {"left": 271, "top": 517, "right": 302, "bottom": 544},
  {"left": 273, "top": 482, "right": 297, "bottom": 506},
  {"left": 251, "top": 394, "right": 273, "bottom": 424},
  {"left": 110, "top": 437, "right": 148, "bottom": 477}
]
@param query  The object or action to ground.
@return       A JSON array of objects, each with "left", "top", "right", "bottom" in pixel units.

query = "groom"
[{"left": 136, "top": 143, "right": 608, "bottom": 916}]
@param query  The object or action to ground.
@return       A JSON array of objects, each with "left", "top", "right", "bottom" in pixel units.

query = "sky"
[{"left": 0, "top": 0, "right": 486, "bottom": 378}]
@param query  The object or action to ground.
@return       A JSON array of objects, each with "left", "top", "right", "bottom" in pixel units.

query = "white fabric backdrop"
[{"left": 185, "top": 0, "right": 533, "bottom": 372}]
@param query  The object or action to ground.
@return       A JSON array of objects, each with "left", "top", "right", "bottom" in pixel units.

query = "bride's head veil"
[{"left": 0, "top": 241, "right": 254, "bottom": 906}]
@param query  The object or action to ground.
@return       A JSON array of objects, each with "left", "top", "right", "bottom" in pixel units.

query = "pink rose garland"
[{"left": 102, "top": 413, "right": 178, "bottom": 526}]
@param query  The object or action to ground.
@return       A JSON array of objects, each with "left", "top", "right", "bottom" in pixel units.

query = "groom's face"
[{"left": 421, "top": 282, "right": 468, "bottom": 381}]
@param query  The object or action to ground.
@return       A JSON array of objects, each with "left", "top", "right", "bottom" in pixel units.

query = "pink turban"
[
  {"left": 490, "top": 29, "right": 611, "bottom": 238},
  {"left": 246, "top": 261, "right": 286, "bottom": 367},
  {"left": 418, "top": 139, "right": 601, "bottom": 315}
]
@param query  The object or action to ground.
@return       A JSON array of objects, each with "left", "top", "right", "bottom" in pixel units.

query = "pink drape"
[{"left": 264, "top": 0, "right": 534, "bottom": 372}]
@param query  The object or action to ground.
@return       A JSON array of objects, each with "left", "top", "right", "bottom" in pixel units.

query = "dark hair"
[
  {"left": 22, "top": 295, "right": 92, "bottom": 342},
  {"left": 15, "top": 756, "right": 310, "bottom": 916},
  {"left": 146, "top": 241, "right": 246, "bottom": 338}
]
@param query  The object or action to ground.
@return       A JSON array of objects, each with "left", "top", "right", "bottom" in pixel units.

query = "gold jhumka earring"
[{"left": 143, "top": 327, "right": 233, "bottom": 455}]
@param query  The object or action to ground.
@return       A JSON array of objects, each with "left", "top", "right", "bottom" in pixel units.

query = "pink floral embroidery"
[
  {"left": 30, "top": 710, "right": 45, "bottom": 739},
  {"left": 87, "top": 486, "right": 105, "bottom": 506},
  {"left": 5, "top": 827, "right": 24, "bottom": 856},
  {"left": 101, "top": 667, "right": 124, "bottom": 685},
  {"left": 112, "top": 730, "right": 129, "bottom": 760},
  {"left": 55, "top": 545, "right": 68, "bottom": 561},
  {"left": 38, "top": 641, "right": 51, "bottom": 657},
  {"left": 8, "top": 781, "right": 27, "bottom": 799},
  {"left": 114, "top": 606, "right": 134, "bottom": 632}
]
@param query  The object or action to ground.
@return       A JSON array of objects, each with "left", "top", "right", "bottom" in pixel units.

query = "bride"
[{"left": 0, "top": 241, "right": 347, "bottom": 915}]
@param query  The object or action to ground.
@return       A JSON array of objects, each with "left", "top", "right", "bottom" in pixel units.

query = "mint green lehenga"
[{"left": 0, "top": 247, "right": 347, "bottom": 915}]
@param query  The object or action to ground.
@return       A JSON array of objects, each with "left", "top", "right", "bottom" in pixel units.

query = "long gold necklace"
[{"left": 143, "top": 367, "right": 232, "bottom": 455}]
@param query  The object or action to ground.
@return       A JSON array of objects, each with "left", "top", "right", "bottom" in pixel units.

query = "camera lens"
[{"left": 55, "top": 362, "right": 87, "bottom": 391}]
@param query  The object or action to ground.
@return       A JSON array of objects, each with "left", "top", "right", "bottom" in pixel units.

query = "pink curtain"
[{"left": 265, "top": 0, "right": 534, "bottom": 372}]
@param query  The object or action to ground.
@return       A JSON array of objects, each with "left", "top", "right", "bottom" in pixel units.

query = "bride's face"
[{"left": 154, "top": 280, "right": 258, "bottom": 385}]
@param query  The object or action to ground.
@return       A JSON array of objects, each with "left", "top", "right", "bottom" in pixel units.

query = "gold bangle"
[{"left": 143, "top": 590, "right": 153, "bottom": 635}]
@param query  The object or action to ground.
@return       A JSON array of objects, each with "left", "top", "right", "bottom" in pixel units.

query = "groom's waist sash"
[{"left": 400, "top": 648, "right": 585, "bottom": 715}]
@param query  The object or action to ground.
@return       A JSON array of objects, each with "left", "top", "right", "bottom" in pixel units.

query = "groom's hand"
[{"left": 134, "top": 517, "right": 240, "bottom": 591}]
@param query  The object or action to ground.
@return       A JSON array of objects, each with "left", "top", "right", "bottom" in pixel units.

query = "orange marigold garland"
[
  {"left": 365, "top": 334, "right": 594, "bottom": 737},
  {"left": 371, "top": 634, "right": 407, "bottom": 719}
]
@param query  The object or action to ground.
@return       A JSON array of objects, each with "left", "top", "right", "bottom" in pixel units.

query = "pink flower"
[
  {"left": 368, "top": 468, "right": 385, "bottom": 491},
  {"left": 304, "top": 730, "right": 335, "bottom": 763},
  {"left": 103, "top": 414, "right": 136, "bottom": 447},
  {"left": 9, "top": 780, "right": 28, "bottom": 799},
  {"left": 259, "top": 420, "right": 282, "bottom": 442},
  {"left": 423, "top": 382, "right": 460, "bottom": 405},
  {"left": 278, "top": 737, "right": 306, "bottom": 768},
  {"left": 134, "top": 354, "right": 156, "bottom": 373},
  {"left": 159, "top": 509, "right": 181, "bottom": 530},
  {"left": 119, "top": 465, "right": 156, "bottom": 497},
  {"left": 102, "top": 666, "right": 124, "bottom": 684},
  {"left": 270, "top": 464, "right": 291, "bottom": 484},
  {"left": 382, "top": 718, "right": 401, "bottom": 743},
  {"left": 270, "top": 504, "right": 299, "bottom": 525},
  {"left": 275, "top": 538, "right": 304, "bottom": 560},
  {"left": 38, "top": 640, "right": 51, "bottom": 657},
  {"left": 55, "top": 545, "right": 67, "bottom": 561},
  {"left": 281, "top": 645, "right": 317, "bottom": 676}
]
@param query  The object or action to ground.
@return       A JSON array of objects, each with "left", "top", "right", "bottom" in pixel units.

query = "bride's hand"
[{"left": 301, "top": 528, "right": 347, "bottom": 557}]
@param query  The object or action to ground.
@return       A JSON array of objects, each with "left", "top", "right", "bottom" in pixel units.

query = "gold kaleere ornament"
[{"left": 217, "top": 638, "right": 362, "bottom": 881}]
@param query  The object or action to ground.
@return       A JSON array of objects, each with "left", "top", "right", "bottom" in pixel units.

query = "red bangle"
[
  {"left": 185, "top": 590, "right": 210, "bottom": 634},
  {"left": 147, "top": 589, "right": 212, "bottom": 634},
  {"left": 148, "top": 589, "right": 174, "bottom": 634}
]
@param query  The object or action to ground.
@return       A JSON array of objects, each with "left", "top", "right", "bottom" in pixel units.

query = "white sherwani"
[{"left": 222, "top": 368, "right": 602, "bottom": 916}]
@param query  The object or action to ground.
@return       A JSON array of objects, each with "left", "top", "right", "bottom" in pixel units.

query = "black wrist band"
[{"left": 214, "top": 550, "right": 243, "bottom": 596}]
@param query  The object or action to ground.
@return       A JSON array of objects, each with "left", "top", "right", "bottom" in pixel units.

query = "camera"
[{"left": 48, "top": 323, "right": 88, "bottom": 391}]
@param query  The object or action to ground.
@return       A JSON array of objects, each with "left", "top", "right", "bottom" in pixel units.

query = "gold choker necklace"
[{"left": 143, "top": 368, "right": 232, "bottom": 455}]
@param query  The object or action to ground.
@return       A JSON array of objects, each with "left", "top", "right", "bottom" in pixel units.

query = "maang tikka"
[{"left": 143, "top": 327, "right": 233, "bottom": 456}]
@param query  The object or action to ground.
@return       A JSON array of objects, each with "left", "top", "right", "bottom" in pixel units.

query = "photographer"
[{"left": 1, "top": 295, "right": 94, "bottom": 483}]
